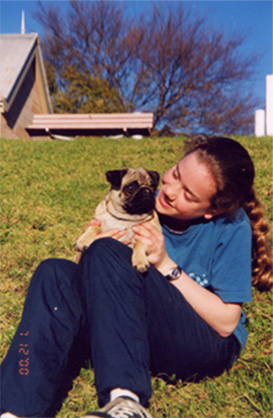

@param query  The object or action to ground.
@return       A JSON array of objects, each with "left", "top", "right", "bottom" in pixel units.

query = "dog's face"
[{"left": 106, "top": 168, "right": 160, "bottom": 215}]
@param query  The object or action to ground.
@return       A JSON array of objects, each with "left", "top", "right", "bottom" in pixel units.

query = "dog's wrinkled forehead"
[
  {"left": 122, "top": 168, "right": 151, "bottom": 187},
  {"left": 106, "top": 168, "right": 160, "bottom": 190}
]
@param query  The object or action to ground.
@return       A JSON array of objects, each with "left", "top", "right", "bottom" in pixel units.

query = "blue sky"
[{"left": 0, "top": 0, "right": 272, "bottom": 110}]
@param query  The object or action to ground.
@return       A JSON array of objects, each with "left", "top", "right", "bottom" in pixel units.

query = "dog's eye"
[{"left": 124, "top": 181, "right": 138, "bottom": 193}]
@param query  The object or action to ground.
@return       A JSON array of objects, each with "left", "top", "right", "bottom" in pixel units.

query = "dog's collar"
[{"left": 105, "top": 198, "right": 154, "bottom": 223}]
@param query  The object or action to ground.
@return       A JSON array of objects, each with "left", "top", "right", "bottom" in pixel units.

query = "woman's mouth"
[{"left": 158, "top": 190, "right": 174, "bottom": 209}]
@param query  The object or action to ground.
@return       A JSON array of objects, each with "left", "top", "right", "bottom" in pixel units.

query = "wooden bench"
[{"left": 26, "top": 113, "right": 154, "bottom": 137}]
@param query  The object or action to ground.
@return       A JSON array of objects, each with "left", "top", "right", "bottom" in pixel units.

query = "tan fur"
[{"left": 75, "top": 168, "right": 161, "bottom": 273}]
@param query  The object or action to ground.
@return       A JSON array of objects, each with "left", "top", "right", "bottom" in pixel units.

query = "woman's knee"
[
  {"left": 83, "top": 238, "right": 132, "bottom": 262},
  {"left": 26, "top": 258, "right": 84, "bottom": 318},
  {"left": 37, "top": 258, "right": 65, "bottom": 273},
  {"left": 30, "top": 258, "right": 81, "bottom": 291},
  {"left": 82, "top": 238, "right": 140, "bottom": 290}
]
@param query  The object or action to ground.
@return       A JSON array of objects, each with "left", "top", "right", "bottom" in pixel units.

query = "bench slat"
[
  {"left": 27, "top": 112, "right": 153, "bottom": 133},
  {"left": 27, "top": 113, "right": 153, "bottom": 134}
]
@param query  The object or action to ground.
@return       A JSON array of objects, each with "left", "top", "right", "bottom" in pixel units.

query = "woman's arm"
[
  {"left": 132, "top": 222, "right": 242, "bottom": 338},
  {"left": 171, "top": 273, "right": 242, "bottom": 338}
]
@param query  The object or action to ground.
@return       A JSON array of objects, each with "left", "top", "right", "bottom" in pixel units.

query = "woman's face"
[{"left": 155, "top": 152, "right": 218, "bottom": 221}]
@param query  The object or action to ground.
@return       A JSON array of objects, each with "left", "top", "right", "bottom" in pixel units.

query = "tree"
[
  {"left": 34, "top": 0, "right": 260, "bottom": 135},
  {"left": 44, "top": 62, "right": 124, "bottom": 113}
]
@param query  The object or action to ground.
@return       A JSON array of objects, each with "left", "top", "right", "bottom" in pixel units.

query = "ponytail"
[
  {"left": 184, "top": 135, "right": 272, "bottom": 291},
  {"left": 243, "top": 188, "right": 272, "bottom": 291}
]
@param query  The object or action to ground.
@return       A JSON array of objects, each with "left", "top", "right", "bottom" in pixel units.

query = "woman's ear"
[
  {"left": 204, "top": 212, "right": 214, "bottom": 220},
  {"left": 204, "top": 209, "right": 224, "bottom": 220}
]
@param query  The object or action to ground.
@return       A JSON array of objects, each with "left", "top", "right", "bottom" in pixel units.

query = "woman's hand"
[{"left": 132, "top": 222, "right": 176, "bottom": 275}]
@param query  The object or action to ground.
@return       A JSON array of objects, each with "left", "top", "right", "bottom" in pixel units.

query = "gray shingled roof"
[{"left": 0, "top": 33, "right": 52, "bottom": 113}]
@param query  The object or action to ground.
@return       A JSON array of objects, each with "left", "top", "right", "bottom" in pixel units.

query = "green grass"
[{"left": 1, "top": 135, "right": 272, "bottom": 417}]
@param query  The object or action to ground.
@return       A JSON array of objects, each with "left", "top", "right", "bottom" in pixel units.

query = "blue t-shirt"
[{"left": 160, "top": 209, "right": 252, "bottom": 349}]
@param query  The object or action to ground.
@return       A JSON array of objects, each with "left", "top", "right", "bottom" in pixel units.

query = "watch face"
[
  {"left": 166, "top": 266, "right": 182, "bottom": 281},
  {"left": 171, "top": 267, "right": 181, "bottom": 279}
]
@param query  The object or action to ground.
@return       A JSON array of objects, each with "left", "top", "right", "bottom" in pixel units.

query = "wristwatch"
[{"left": 165, "top": 265, "right": 183, "bottom": 281}]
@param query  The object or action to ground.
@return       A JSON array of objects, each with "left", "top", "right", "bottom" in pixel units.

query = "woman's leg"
[
  {"left": 81, "top": 238, "right": 240, "bottom": 409},
  {"left": 143, "top": 270, "right": 241, "bottom": 382},
  {"left": 1, "top": 259, "right": 86, "bottom": 418},
  {"left": 81, "top": 238, "right": 152, "bottom": 407},
  {"left": 4, "top": 239, "right": 239, "bottom": 416}
]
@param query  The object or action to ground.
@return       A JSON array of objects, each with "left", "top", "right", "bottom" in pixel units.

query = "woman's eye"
[
  {"left": 184, "top": 192, "right": 198, "bottom": 203},
  {"left": 173, "top": 168, "right": 179, "bottom": 179}
]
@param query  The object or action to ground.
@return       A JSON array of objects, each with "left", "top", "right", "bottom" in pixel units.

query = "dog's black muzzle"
[{"left": 123, "top": 187, "right": 156, "bottom": 215}]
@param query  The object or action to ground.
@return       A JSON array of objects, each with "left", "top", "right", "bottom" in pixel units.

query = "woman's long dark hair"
[{"left": 184, "top": 135, "right": 272, "bottom": 291}]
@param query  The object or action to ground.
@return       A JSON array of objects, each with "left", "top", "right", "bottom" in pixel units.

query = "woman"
[{"left": 1, "top": 136, "right": 272, "bottom": 418}]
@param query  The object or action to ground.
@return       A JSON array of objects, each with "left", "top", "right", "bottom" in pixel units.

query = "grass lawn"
[{"left": 1, "top": 135, "right": 272, "bottom": 417}]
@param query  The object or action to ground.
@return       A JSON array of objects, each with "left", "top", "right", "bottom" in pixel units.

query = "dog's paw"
[
  {"left": 135, "top": 262, "right": 150, "bottom": 273},
  {"left": 132, "top": 255, "right": 150, "bottom": 273},
  {"left": 74, "top": 239, "right": 90, "bottom": 252},
  {"left": 132, "top": 242, "right": 150, "bottom": 273},
  {"left": 75, "top": 226, "right": 101, "bottom": 252}
]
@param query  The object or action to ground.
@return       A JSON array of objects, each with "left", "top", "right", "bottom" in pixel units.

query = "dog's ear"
[
  {"left": 106, "top": 169, "right": 128, "bottom": 190},
  {"left": 147, "top": 170, "right": 160, "bottom": 189}
]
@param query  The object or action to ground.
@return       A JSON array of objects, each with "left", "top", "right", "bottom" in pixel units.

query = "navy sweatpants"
[{"left": 1, "top": 238, "right": 240, "bottom": 417}]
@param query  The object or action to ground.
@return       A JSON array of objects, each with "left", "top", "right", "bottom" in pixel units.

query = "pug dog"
[{"left": 75, "top": 168, "right": 161, "bottom": 273}]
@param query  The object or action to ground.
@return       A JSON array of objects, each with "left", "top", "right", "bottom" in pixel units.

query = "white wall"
[
  {"left": 255, "top": 109, "right": 265, "bottom": 137},
  {"left": 266, "top": 75, "right": 273, "bottom": 136}
]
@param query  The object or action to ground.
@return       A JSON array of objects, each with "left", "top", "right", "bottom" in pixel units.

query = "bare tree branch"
[{"left": 33, "top": 0, "right": 261, "bottom": 134}]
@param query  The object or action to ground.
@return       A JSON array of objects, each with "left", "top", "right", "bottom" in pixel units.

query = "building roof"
[{"left": 0, "top": 33, "right": 52, "bottom": 113}]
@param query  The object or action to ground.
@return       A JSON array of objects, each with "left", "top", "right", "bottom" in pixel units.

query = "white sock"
[
  {"left": 110, "top": 388, "right": 139, "bottom": 403},
  {"left": 1, "top": 414, "right": 20, "bottom": 418}
]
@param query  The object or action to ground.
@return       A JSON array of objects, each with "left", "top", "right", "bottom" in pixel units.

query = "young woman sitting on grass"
[{"left": 1, "top": 136, "right": 272, "bottom": 418}]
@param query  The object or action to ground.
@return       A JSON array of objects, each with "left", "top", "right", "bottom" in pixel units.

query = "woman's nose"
[{"left": 164, "top": 184, "right": 178, "bottom": 201}]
